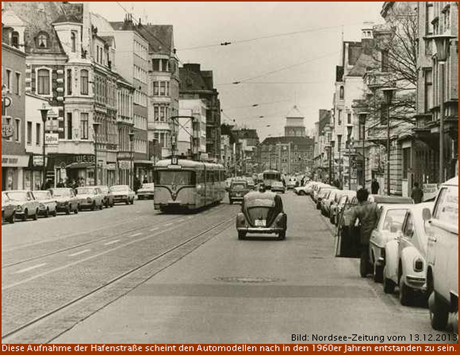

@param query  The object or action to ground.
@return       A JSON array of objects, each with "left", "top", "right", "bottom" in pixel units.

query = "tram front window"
[{"left": 156, "top": 171, "right": 196, "bottom": 185}]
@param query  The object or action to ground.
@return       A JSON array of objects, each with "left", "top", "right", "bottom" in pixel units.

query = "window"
[
  {"left": 71, "top": 31, "right": 77, "bottom": 52},
  {"left": 80, "top": 112, "right": 88, "bottom": 139},
  {"left": 153, "top": 81, "right": 159, "bottom": 96},
  {"left": 5, "top": 69, "right": 12, "bottom": 92},
  {"left": 153, "top": 59, "right": 160, "bottom": 71},
  {"left": 425, "top": 69, "right": 433, "bottom": 112},
  {"left": 381, "top": 50, "right": 389, "bottom": 72},
  {"left": 337, "top": 135, "right": 342, "bottom": 152},
  {"left": 66, "top": 69, "right": 72, "bottom": 95},
  {"left": 339, "top": 86, "right": 344, "bottom": 99},
  {"left": 338, "top": 109, "right": 342, "bottom": 125},
  {"left": 159, "top": 82, "right": 166, "bottom": 96},
  {"left": 5, "top": 117, "right": 12, "bottom": 141},
  {"left": 403, "top": 213, "right": 414, "bottom": 238},
  {"left": 426, "top": 3, "right": 434, "bottom": 35},
  {"left": 80, "top": 69, "right": 89, "bottom": 95},
  {"left": 14, "top": 118, "right": 20, "bottom": 142},
  {"left": 37, "top": 68, "right": 50, "bottom": 95},
  {"left": 37, "top": 33, "right": 48, "bottom": 48},
  {"left": 27, "top": 121, "right": 32, "bottom": 145},
  {"left": 15, "top": 72, "right": 21, "bottom": 95},
  {"left": 66, "top": 113, "right": 73, "bottom": 139},
  {"left": 11, "top": 31, "right": 19, "bottom": 48},
  {"left": 402, "top": 148, "right": 411, "bottom": 177},
  {"left": 347, "top": 113, "right": 351, "bottom": 125},
  {"left": 380, "top": 103, "right": 388, "bottom": 125},
  {"left": 433, "top": 186, "right": 458, "bottom": 224},
  {"left": 36, "top": 123, "right": 41, "bottom": 145},
  {"left": 382, "top": 209, "right": 406, "bottom": 232}
]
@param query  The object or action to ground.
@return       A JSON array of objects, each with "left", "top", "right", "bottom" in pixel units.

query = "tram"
[
  {"left": 262, "top": 169, "right": 281, "bottom": 189},
  {"left": 153, "top": 159, "right": 226, "bottom": 212}
]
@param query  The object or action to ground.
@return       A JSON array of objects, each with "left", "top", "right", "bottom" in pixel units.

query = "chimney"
[
  {"left": 361, "top": 22, "right": 374, "bottom": 55},
  {"left": 184, "top": 63, "right": 201, "bottom": 74}
]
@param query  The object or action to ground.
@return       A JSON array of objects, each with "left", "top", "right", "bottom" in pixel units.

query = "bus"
[
  {"left": 262, "top": 169, "right": 281, "bottom": 189},
  {"left": 153, "top": 159, "right": 226, "bottom": 212}
]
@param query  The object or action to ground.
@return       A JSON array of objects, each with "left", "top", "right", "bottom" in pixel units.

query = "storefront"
[
  {"left": 1, "top": 155, "right": 28, "bottom": 191},
  {"left": 51, "top": 154, "right": 96, "bottom": 187},
  {"left": 23, "top": 155, "right": 46, "bottom": 191}
]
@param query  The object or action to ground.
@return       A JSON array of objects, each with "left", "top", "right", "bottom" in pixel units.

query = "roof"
[
  {"left": 90, "top": 13, "right": 116, "bottom": 33},
  {"left": 369, "top": 195, "right": 414, "bottom": 204},
  {"left": 179, "top": 67, "right": 212, "bottom": 92},
  {"left": 348, "top": 52, "right": 376, "bottom": 77},
  {"left": 136, "top": 24, "right": 174, "bottom": 54},
  {"left": 53, "top": 3, "right": 83, "bottom": 24},
  {"left": 286, "top": 105, "right": 304, "bottom": 118}
]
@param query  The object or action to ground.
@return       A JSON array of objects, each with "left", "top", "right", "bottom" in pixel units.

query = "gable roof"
[{"left": 136, "top": 24, "right": 173, "bottom": 55}]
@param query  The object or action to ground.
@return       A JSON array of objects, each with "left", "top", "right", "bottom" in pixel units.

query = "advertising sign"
[
  {"left": 2, "top": 124, "right": 14, "bottom": 138},
  {"left": 423, "top": 183, "right": 438, "bottom": 201},
  {"left": 45, "top": 133, "right": 59, "bottom": 145}
]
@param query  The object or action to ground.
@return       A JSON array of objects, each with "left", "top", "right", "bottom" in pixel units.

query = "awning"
[
  {"left": 134, "top": 160, "right": 154, "bottom": 165},
  {"left": 66, "top": 162, "right": 95, "bottom": 170}
]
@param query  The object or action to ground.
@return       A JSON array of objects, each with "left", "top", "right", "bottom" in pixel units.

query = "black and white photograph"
[{"left": 1, "top": 1, "right": 458, "bottom": 345}]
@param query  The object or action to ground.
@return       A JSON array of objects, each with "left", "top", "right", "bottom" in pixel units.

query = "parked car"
[
  {"left": 330, "top": 190, "right": 356, "bottom": 225},
  {"left": 76, "top": 187, "right": 104, "bottom": 210},
  {"left": 316, "top": 187, "right": 336, "bottom": 210},
  {"left": 228, "top": 180, "right": 250, "bottom": 204},
  {"left": 320, "top": 189, "right": 340, "bottom": 217},
  {"left": 312, "top": 184, "right": 333, "bottom": 203},
  {"left": 96, "top": 185, "right": 114, "bottom": 208},
  {"left": 33, "top": 190, "right": 57, "bottom": 217},
  {"left": 383, "top": 203, "right": 434, "bottom": 306},
  {"left": 50, "top": 188, "right": 80, "bottom": 214},
  {"left": 286, "top": 177, "right": 298, "bottom": 189},
  {"left": 271, "top": 181, "right": 285, "bottom": 194},
  {"left": 110, "top": 185, "right": 135, "bottom": 205},
  {"left": 294, "top": 181, "right": 314, "bottom": 196},
  {"left": 368, "top": 194, "right": 414, "bottom": 205},
  {"left": 6, "top": 190, "right": 40, "bottom": 221},
  {"left": 137, "top": 183, "right": 155, "bottom": 200},
  {"left": 368, "top": 204, "right": 412, "bottom": 282},
  {"left": 2, "top": 191, "right": 16, "bottom": 224},
  {"left": 424, "top": 176, "right": 458, "bottom": 331},
  {"left": 236, "top": 190, "right": 287, "bottom": 240}
]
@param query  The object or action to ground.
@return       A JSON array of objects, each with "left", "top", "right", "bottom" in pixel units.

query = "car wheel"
[
  {"left": 33, "top": 209, "right": 38, "bottom": 220},
  {"left": 130, "top": 198, "right": 134, "bottom": 205},
  {"left": 110, "top": 201, "right": 114, "bottom": 207},
  {"left": 399, "top": 276, "right": 414, "bottom": 306},
  {"left": 99, "top": 203, "right": 103, "bottom": 210},
  {"left": 66, "top": 206, "right": 71, "bottom": 215},
  {"left": 91, "top": 202, "right": 96, "bottom": 211},
  {"left": 383, "top": 269, "right": 396, "bottom": 294},
  {"left": 373, "top": 264, "right": 383, "bottom": 283},
  {"left": 125, "top": 199, "right": 130, "bottom": 205},
  {"left": 238, "top": 231, "right": 246, "bottom": 240},
  {"left": 22, "top": 210, "right": 28, "bottom": 221},
  {"left": 229, "top": 199, "right": 233, "bottom": 205},
  {"left": 316, "top": 202, "right": 321, "bottom": 210},
  {"left": 138, "top": 195, "right": 143, "bottom": 200},
  {"left": 429, "top": 291, "right": 449, "bottom": 330},
  {"left": 278, "top": 231, "right": 286, "bottom": 240},
  {"left": 74, "top": 205, "right": 79, "bottom": 214},
  {"left": 52, "top": 210, "right": 57, "bottom": 217},
  {"left": 299, "top": 191, "right": 306, "bottom": 196},
  {"left": 45, "top": 208, "right": 49, "bottom": 218},
  {"left": 8, "top": 212, "right": 15, "bottom": 223},
  {"left": 105, "top": 201, "right": 109, "bottom": 208}
]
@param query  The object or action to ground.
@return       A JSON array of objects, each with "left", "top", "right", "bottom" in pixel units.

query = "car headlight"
[
  {"left": 39, "top": 203, "right": 45, "bottom": 209},
  {"left": 87, "top": 197, "right": 92, "bottom": 202},
  {"left": 414, "top": 258, "right": 424, "bottom": 272},
  {"left": 16, "top": 205, "right": 22, "bottom": 211}
]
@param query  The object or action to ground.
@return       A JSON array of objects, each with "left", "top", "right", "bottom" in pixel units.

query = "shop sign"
[
  {"left": 2, "top": 124, "right": 14, "bottom": 138},
  {"left": 423, "top": 183, "right": 439, "bottom": 202},
  {"left": 106, "top": 163, "right": 116, "bottom": 170},
  {"left": 33, "top": 156, "right": 44, "bottom": 167},
  {"left": 2, "top": 155, "right": 29, "bottom": 167},
  {"left": 73, "top": 155, "right": 95, "bottom": 163},
  {"left": 119, "top": 161, "right": 131, "bottom": 169},
  {"left": 45, "top": 133, "right": 59, "bottom": 145}
]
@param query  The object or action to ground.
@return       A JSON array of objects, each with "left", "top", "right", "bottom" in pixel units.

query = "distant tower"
[{"left": 284, "top": 106, "right": 305, "bottom": 137}]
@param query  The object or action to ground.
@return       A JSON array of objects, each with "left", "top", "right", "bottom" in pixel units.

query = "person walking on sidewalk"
[{"left": 411, "top": 182, "right": 424, "bottom": 204}]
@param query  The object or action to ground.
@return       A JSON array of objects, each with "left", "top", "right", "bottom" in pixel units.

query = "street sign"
[
  {"left": 171, "top": 156, "right": 178, "bottom": 165},
  {"left": 33, "top": 156, "right": 44, "bottom": 167},
  {"left": 2, "top": 124, "right": 14, "bottom": 138},
  {"left": 3, "top": 96, "right": 12, "bottom": 108}
]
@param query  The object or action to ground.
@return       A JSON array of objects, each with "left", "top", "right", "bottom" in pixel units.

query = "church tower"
[{"left": 284, "top": 106, "right": 306, "bottom": 137}]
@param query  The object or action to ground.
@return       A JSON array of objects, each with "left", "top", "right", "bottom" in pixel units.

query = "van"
[{"left": 423, "top": 176, "right": 458, "bottom": 332}]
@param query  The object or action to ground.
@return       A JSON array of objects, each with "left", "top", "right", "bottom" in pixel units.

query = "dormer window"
[
  {"left": 71, "top": 31, "right": 77, "bottom": 52},
  {"left": 11, "top": 31, "right": 19, "bottom": 49},
  {"left": 37, "top": 32, "right": 49, "bottom": 49}
]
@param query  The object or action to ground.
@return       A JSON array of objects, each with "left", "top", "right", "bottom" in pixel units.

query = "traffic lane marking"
[
  {"left": 129, "top": 233, "right": 142, "bottom": 238},
  {"left": 105, "top": 240, "right": 120, "bottom": 245},
  {"left": 68, "top": 249, "right": 91, "bottom": 257},
  {"left": 16, "top": 263, "right": 47, "bottom": 274},
  {"left": 150, "top": 227, "right": 158, "bottom": 232},
  {"left": 165, "top": 223, "right": 173, "bottom": 227}
]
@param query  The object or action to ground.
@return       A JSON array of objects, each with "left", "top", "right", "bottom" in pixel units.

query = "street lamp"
[
  {"left": 330, "top": 138, "right": 335, "bottom": 185},
  {"left": 382, "top": 87, "right": 397, "bottom": 196},
  {"left": 359, "top": 112, "right": 369, "bottom": 188},
  {"left": 347, "top": 125, "right": 353, "bottom": 190},
  {"left": 39, "top": 104, "right": 49, "bottom": 188},
  {"left": 93, "top": 121, "right": 101, "bottom": 186},
  {"left": 128, "top": 130, "right": 135, "bottom": 189},
  {"left": 337, "top": 133, "right": 342, "bottom": 188},
  {"left": 430, "top": 34, "right": 456, "bottom": 183}
]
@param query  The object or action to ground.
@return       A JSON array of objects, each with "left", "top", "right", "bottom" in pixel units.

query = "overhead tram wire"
[
  {"left": 222, "top": 98, "right": 292, "bottom": 111},
  {"left": 178, "top": 22, "right": 362, "bottom": 52}
]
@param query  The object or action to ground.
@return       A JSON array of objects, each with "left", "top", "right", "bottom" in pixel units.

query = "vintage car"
[
  {"left": 271, "top": 181, "right": 285, "bottom": 194},
  {"left": 110, "top": 185, "right": 135, "bottom": 205},
  {"left": 76, "top": 187, "right": 104, "bottom": 210},
  {"left": 6, "top": 190, "right": 40, "bottom": 221},
  {"left": 245, "top": 178, "right": 256, "bottom": 190},
  {"left": 312, "top": 184, "right": 334, "bottom": 203},
  {"left": 294, "top": 181, "right": 314, "bottom": 196},
  {"left": 368, "top": 194, "right": 414, "bottom": 205},
  {"left": 315, "top": 187, "right": 336, "bottom": 210},
  {"left": 33, "top": 190, "right": 58, "bottom": 217},
  {"left": 137, "top": 183, "right": 155, "bottom": 200},
  {"left": 2, "top": 191, "right": 16, "bottom": 224},
  {"left": 383, "top": 203, "right": 434, "bottom": 306},
  {"left": 236, "top": 191, "right": 287, "bottom": 240},
  {"left": 330, "top": 190, "right": 356, "bottom": 225},
  {"left": 320, "top": 189, "right": 340, "bottom": 217},
  {"left": 424, "top": 176, "right": 458, "bottom": 331},
  {"left": 96, "top": 185, "right": 115, "bottom": 207},
  {"left": 286, "top": 177, "right": 298, "bottom": 189},
  {"left": 50, "top": 188, "right": 80, "bottom": 214},
  {"left": 368, "top": 204, "right": 412, "bottom": 282},
  {"left": 228, "top": 179, "right": 250, "bottom": 204}
]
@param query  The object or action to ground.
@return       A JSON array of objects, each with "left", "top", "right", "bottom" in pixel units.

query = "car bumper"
[
  {"left": 138, "top": 193, "right": 154, "bottom": 198},
  {"left": 113, "top": 197, "right": 129, "bottom": 202},
  {"left": 230, "top": 195, "right": 245, "bottom": 200},
  {"left": 237, "top": 227, "right": 285, "bottom": 234},
  {"left": 403, "top": 275, "right": 426, "bottom": 289}
]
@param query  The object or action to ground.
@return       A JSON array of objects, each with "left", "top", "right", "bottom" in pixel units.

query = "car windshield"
[
  {"left": 141, "top": 183, "right": 154, "bottom": 189},
  {"left": 97, "top": 186, "right": 109, "bottom": 193},
  {"left": 52, "top": 189, "right": 71, "bottom": 197},
  {"left": 232, "top": 182, "right": 247, "bottom": 189},
  {"left": 110, "top": 186, "right": 129, "bottom": 192},
  {"left": 7, "top": 192, "right": 28, "bottom": 201},
  {"left": 272, "top": 182, "right": 283, "bottom": 187},
  {"left": 77, "top": 187, "right": 97, "bottom": 195},
  {"left": 34, "top": 191, "right": 52, "bottom": 200},
  {"left": 382, "top": 209, "right": 408, "bottom": 232}
]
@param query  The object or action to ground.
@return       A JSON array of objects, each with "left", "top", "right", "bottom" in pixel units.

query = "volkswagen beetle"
[{"left": 236, "top": 190, "right": 287, "bottom": 240}]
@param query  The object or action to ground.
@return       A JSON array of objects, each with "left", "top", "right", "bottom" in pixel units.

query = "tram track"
[
  {"left": 2, "top": 204, "right": 227, "bottom": 269},
  {"left": 2, "top": 214, "right": 234, "bottom": 343}
]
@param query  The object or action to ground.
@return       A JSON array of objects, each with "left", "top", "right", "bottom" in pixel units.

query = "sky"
[{"left": 90, "top": 1, "right": 384, "bottom": 141}]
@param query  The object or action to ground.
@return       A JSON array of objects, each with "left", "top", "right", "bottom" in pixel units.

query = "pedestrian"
[
  {"left": 56, "top": 179, "right": 65, "bottom": 188},
  {"left": 349, "top": 188, "right": 381, "bottom": 278},
  {"left": 371, "top": 178, "right": 380, "bottom": 195},
  {"left": 143, "top": 177, "right": 148, "bottom": 184},
  {"left": 134, "top": 176, "right": 141, "bottom": 193},
  {"left": 411, "top": 182, "right": 424, "bottom": 204}
]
